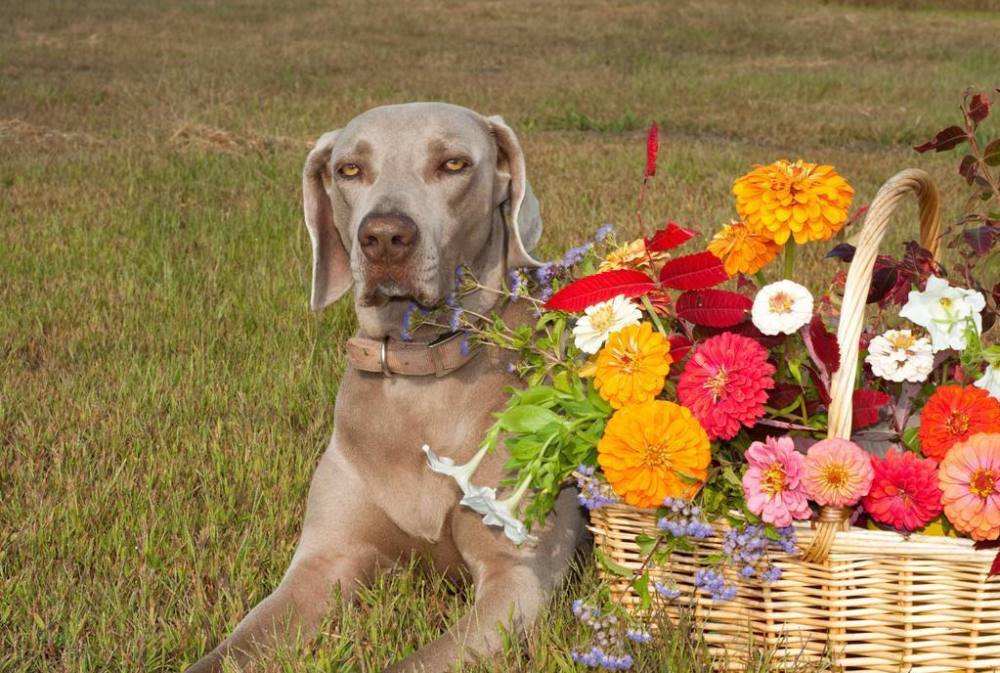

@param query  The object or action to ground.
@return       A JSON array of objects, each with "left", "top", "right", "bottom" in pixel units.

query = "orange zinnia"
[
  {"left": 598, "top": 400, "right": 711, "bottom": 508},
  {"left": 593, "top": 322, "right": 672, "bottom": 409},
  {"left": 733, "top": 160, "right": 854, "bottom": 245},
  {"left": 919, "top": 386, "right": 1000, "bottom": 462},
  {"left": 707, "top": 220, "right": 781, "bottom": 276}
]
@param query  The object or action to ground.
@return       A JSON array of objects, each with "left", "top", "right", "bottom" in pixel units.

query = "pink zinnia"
[
  {"left": 677, "top": 332, "right": 775, "bottom": 440},
  {"left": 939, "top": 433, "right": 1000, "bottom": 541},
  {"left": 742, "top": 436, "right": 811, "bottom": 527},
  {"left": 863, "top": 449, "right": 942, "bottom": 532},
  {"left": 803, "top": 438, "right": 874, "bottom": 507}
]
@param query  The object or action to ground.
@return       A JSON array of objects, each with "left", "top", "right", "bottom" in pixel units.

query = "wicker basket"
[{"left": 590, "top": 169, "right": 1000, "bottom": 672}]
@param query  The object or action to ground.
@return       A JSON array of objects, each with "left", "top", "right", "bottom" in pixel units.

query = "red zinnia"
[
  {"left": 919, "top": 386, "right": 1000, "bottom": 462},
  {"left": 863, "top": 449, "right": 942, "bottom": 532},
  {"left": 677, "top": 332, "right": 775, "bottom": 440}
]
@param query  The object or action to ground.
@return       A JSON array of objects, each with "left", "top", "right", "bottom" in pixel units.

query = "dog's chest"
[{"left": 334, "top": 361, "right": 517, "bottom": 544}]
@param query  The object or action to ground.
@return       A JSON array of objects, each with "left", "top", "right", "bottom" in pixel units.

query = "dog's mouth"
[{"left": 358, "top": 273, "right": 441, "bottom": 309}]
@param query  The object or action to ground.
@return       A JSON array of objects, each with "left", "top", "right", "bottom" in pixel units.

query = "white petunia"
[
  {"left": 865, "top": 329, "right": 934, "bottom": 383},
  {"left": 423, "top": 444, "right": 536, "bottom": 546},
  {"left": 459, "top": 478, "right": 538, "bottom": 546},
  {"left": 975, "top": 365, "right": 1000, "bottom": 400},
  {"left": 898, "top": 276, "right": 985, "bottom": 352},
  {"left": 751, "top": 280, "right": 814, "bottom": 335},
  {"left": 572, "top": 295, "right": 642, "bottom": 354},
  {"left": 422, "top": 444, "right": 488, "bottom": 493}
]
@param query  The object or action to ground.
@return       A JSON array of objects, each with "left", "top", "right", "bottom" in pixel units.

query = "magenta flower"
[{"left": 742, "top": 436, "right": 812, "bottom": 527}]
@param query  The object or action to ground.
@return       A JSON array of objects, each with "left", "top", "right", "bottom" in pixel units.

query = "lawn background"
[{"left": 2, "top": 1, "right": 999, "bottom": 671}]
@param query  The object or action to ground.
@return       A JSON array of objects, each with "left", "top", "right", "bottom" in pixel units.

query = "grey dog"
[{"left": 187, "top": 102, "right": 587, "bottom": 672}]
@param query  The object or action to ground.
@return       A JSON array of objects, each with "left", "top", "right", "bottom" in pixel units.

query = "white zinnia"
[
  {"left": 899, "top": 275, "right": 985, "bottom": 352},
  {"left": 865, "top": 329, "right": 934, "bottom": 383},
  {"left": 572, "top": 295, "right": 642, "bottom": 354},
  {"left": 975, "top": 365, "right": 1000, "bottom": 400},
  {"left": 751, "top": 280, "right": 814, "bottom": 335}
]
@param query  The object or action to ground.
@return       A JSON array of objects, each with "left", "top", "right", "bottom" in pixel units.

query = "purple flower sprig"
[
  {"left": 570, "top": 600, "right": 647, "bottom": 671},
  {"left": 657, "top": 498, "right": 715, "bottom": 540},
  {"left": 575, "top": 465, "right": 617, "bottom": 511}
]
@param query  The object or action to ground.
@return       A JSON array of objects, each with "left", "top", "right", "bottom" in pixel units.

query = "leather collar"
[{"left": 346, "top": 330, "right": 477, "bottom": 378}]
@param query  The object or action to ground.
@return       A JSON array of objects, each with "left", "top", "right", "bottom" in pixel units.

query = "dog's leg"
[
  {"left": 187, "top": 449, "right": 396, "bottom": 673},
  {"left": 385, "top": 488, "right": 585, "bottom": 673}
]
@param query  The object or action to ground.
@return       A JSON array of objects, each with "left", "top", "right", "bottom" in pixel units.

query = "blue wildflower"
[
  {"left": 653, "top": 581, "right": 681, "bottom": 600},
  {"left": 401, "top": 302, "right": 419, "bottom": 342},
  {"left": 459, "top": 334, "right": 471, "bottom": 357},
  {"left": 575, "top": 465, "right": 617, "bottom": 511},
  {"left": 595, "top": 223, "right": 614, "bottom": 243},
  {"left": 561, "top": 242, "right": 593, "bottom": 268}
]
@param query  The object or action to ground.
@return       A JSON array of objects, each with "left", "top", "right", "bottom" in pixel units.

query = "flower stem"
[
  {"left": 754, "top": 270, "right": 767, "bottom": 287},
  {"left": 783, "top": 241, "right": 796, "bottom": 279},
  {"left": 640, "top": 294, "right": 667, "bottom": 336}
]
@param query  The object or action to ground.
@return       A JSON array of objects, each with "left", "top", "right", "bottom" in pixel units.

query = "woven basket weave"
[{"left": 590, "top": 169, "right": 1000, "bottom": 672}]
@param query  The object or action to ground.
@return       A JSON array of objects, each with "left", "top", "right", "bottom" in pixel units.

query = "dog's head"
[{"left": 303, "top": 102, "right": 542, "bottom": 319}]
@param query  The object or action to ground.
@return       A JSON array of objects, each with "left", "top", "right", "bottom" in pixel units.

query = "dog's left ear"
[
  {"left": 487, "top": 115, "right": 543, "bottom": 268},
  {"left": 303, "top": 130, "right": 353, "bottom": 311}
]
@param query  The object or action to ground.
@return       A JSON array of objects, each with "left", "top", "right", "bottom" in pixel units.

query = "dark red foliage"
[
  {"left": 852, "top": 389, "right": 892, "bottom": 431},
  {"left": 544, "top": 269, "right": 655, "bottom": 312},
  {"left": 914, "top": 125, "right": 968, "bottom": 153},
  {"left": 667, "top": 334, "right": 692, "bottom": 364},
  {"left": 675, "top": 289, "right": 751, "bottom": 328},
  {"left": 645, "top": 221, "right": 696, "bottom": 252},
  {"left": 803, "top": 315, "right": 840, "bottom": 382},
  {"left": 659, "top": 251, "right": 727, "bottom": 290},
  {"left": 969, "top": 93, "right": 991, "bottom": 125},
  {"left": 644, "top": 122, "right": 659, "bottom": 178}
]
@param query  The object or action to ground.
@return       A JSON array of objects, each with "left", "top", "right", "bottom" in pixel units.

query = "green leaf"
[
  {"left": 498, "top": 405, "right": 565, "bottom": 434},
  {"left": 902, "top": 426, "right": 921, "bottom": 452},
  {"left": 636, "top": 533, "right": 659, "bottom": 557},
  {"left": 594, "top": 547, "right": 633, "bottom": 578},
  {"left": 633, "top": 572, "right": 652, "bottom": 611}
]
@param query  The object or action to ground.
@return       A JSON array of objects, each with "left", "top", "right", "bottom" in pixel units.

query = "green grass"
[{"left": 1, "top": 1, "right": 998, "bottom": 671}]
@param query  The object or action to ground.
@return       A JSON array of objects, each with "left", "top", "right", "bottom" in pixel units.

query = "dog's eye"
[
  {"left": 442, "top": 158, "right": 469, "bottom": 173},
  {"left": 338, "top": 163, "right": 361, "bottom": 178}
]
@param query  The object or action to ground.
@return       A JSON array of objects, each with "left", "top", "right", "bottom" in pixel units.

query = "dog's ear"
[
  {"left": 487, "top": 116, "right": 543, "bottom": 268},
  {"left": 303, "top": 130, "right": 353, "bottom": 311}
]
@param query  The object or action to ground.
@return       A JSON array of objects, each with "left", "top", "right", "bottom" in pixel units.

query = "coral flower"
[
  {"left": 707, "top": 220, "right": 782, "bottom": 276},
  {"left": 939, "top": 433, "right": 1000, "bottom": 541},
  {"left": 593, "top": 322, "right": 672, "bottom": 409},
  {"left": 742, "top": 435, "right": 811, "bottom": 527},
  {"left": 733, "top": 160, "right": 854, "bottom": 245},
  {"left": 803, "top": 438, "right": 874, "bottom": 507},
  {"left": 863, "top": 449, "right": 942, "bottom": 532},
  {"left": 918, "top": 386, "right": 1000, "bottom": 462},
  {"left": 598, "top": 238, "right": 668, "bottom": 273},
  {"left": 677, "top": 332, "right": 775, "bottom": 440},
  {"left": 598, "top": 400, "right": 711, "bottom": 508}
]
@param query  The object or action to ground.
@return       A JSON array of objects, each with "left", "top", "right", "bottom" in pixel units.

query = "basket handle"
[{"left": 801, "top": 168, "right": 940, "bottom": 563}]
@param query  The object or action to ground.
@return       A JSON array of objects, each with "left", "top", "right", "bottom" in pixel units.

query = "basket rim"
[{"left": 592, "top": 502, "right": 998, "bottom": 562}]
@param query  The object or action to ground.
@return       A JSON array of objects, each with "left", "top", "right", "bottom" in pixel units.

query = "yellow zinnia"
[
  {"left": 733, "top": 160, "right": 854, "bottom": 246},
  {"left": 598, "top": 238, "right": 668, "bottom": 273},
  {"left": 593, "top": 322, "right": 672, "bottom": 409},
  {"left": 598, "top": 400, "right": 711, "bottom": 508},
  {"left": 707, "top": 220, "right": 782, "bottom": 276}
]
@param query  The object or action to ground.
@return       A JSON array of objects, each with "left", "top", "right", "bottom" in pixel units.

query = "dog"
[{"left": 187, "top": 102, "right": 587, "bottom": 673}]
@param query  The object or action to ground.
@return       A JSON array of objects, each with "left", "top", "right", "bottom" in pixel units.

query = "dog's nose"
[{"left": 358, "top": 212, "right": 419, "bottom": 264}]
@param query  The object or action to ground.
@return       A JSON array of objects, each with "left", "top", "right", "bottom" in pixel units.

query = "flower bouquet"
[{"left": 416, "top": 92, "right": 1000, "bottom": 671}]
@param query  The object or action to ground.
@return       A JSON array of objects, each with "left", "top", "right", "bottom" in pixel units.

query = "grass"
[{"left": 1, "top": 1, "right": 998, "bottom": 671}]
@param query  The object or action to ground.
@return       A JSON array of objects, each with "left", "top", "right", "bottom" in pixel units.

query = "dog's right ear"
[{"left": 303, "top": 130, "right": 353, "bottom": 311}]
